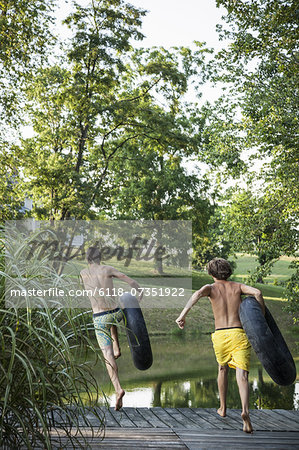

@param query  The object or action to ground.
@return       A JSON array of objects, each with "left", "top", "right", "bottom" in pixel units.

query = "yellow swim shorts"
[{"left": 211, "top": 327, "right": 251, "bottom": 372}]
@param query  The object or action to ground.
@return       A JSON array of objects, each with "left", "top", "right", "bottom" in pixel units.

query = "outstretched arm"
[
  {"left": 110, "top": 267, "right": 143, "bottom": 301},
  {"left": 241, "top": 284, "right": 265, "bottom": 315},
  {"left": 176, "top": 284, "right": 211, "bottom": 329}
]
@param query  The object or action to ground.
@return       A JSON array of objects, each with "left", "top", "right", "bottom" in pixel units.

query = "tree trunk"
[{"left": 153, "top": 381, "right": 162, "bottom": 406}]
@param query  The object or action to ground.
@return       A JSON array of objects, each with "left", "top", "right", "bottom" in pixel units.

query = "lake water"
[{"left": 85, "top": 334, "right": 299, "bottom": 410}]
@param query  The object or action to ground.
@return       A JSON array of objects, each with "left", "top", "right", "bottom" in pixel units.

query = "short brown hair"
[
  {"left": 207, "top": 258, "right": 232, "bottom": 280},
  {"left": 86, "top": 247, "right": 101, "bottom": 264}
]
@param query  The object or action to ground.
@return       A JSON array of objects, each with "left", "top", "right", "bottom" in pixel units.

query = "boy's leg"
[
  {"left": 217, "top": 364, "right": 228, "bottom": 417},
  {"left": 236, "top": 367, "right": 253, "bottom": 433},
  {"left": 111, "top": 325, "right": 121, "bottom": 359},
  {"left": 101, "top": 344, "right": 125, "bottom": 410}
]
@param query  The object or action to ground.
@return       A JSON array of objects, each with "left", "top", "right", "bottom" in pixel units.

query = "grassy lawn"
[
  {"left": 230, "top": 253, "right": 296, "bottom": 284},
  {"left": 144, "top": 254, "right": 298, "bottom": 342}
]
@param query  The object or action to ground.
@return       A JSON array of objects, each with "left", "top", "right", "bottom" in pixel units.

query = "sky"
[
  {"left": 129, "top": 0, "right": 231, "bottom": 110},
  {"left": 128, "top": 0, "right": 227, "bottom": 50},
  {"left": 128, "top": 0, "right": 229, "bottom": 106}
]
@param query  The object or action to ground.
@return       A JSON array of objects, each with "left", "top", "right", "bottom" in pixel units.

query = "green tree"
[
  {"left": 208, "top": 1, "right": 298, "bottom": 302},
  {"left": 19, "top": 28, "right": 210, "bottom": 220},
  {"left": 0, "top": 145, "right": 25, "bottom": 220},
  {"left": 221, "top": 189, "right": 297, "bottom": 282},
  {"left": 284, "top": 260, "right": 299, "bottom": 323},
  {"left": 0, "top": 0, "right": 57, "bottom": 221},
  {"left": 0, "top": 0, "right": 56, "bottom": 121},
  {"left": 108, "top": 147, "right": 212, "bottom": 273},
  {"left": 109, "top": 147, "right": 209, "bottom": 220},
  {"left": 192, "top": 208, "right": 233, "bottom": 270},
  {"left": 213, "top": 0, "right": 299, "bottom": 223},
  {"left": 19, "top": 0, "right": 147, "bottom": 219}
]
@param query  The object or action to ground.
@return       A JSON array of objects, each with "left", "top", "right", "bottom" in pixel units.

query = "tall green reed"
[{"left": 0, "top": 225, "right": 105, "bottom": 448}]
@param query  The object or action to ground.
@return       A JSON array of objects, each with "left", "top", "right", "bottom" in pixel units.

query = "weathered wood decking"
[
  {"left": 97, "top": 406, "right": 299, "bottom": 432},
  {"left": 44, "top": 407, "right": 299, "bottom": 448}
]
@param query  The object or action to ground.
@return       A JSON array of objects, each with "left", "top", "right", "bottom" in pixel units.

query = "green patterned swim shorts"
[{"left": 93, "top": 308, "right": 124, "bottom": 348}]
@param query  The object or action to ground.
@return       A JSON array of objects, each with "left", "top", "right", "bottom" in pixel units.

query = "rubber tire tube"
[
  {"left": 120, "top": 292, "right": 153, "bottom": 371},
  {"left": 239, "top": 296, "right": 296, "bottom": 386}
]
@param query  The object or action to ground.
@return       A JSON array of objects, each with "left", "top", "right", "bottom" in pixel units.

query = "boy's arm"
[
  {"left": 176, "top": 284, "right": 211, "bottom": 329},
  {"left": 240, "top": 283, "right": 266, "bottom": 315},
  {"left": 109, "top": 267, "right": 143, "bottom": 301}
]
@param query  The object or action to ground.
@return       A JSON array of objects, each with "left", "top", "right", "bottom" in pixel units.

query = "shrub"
[{"left": 0, "top": 226, "right": 104, "bottom": 448}]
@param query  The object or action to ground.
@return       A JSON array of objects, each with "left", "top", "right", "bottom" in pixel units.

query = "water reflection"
[
  {"left": 157, "top": 376, "right": 296, "bottom": 410},
  {"left": 253, "top": 368, "right": 297, "bottom": 410},
  {"left": 100, "top": 372, "right": 298, "bottom": 410},
  {"left": 84, "top": 334, "right": 298, "bottom": 410}
]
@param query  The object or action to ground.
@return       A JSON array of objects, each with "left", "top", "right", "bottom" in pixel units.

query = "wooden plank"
[
  {"left": 45, "top": 406, "right": 299, "bottom": 433},
  {"left": 150, "top": 407, "right": 186, "bottom": 428},
  {"left": 212, "top": 408, "right": 246, "bottom": 430},
  {"left": 273, "top": 409, "right": 299, "bottom": 426},
  {"left": 123, "top": 407, "right": 153, "bottom": 428},
  {"left": 108, "top": 407, "right": 137, "bottom": 428},
  {"left": 176, "top": 429, "right": 299, "bottom": 437},
  {"left": 245, "top": 409, "right": 273, "bottom": 431},
  {"left": 193, "top": 408, "right": 235, "bottom": 430},
  {"left": 97, "top": 428, "right": 187, "bottom": 449},
  {"left": 48, "top": 429, "right": 187, "bottom": 449},
  {"left": 137, "top": 408, "right": 169, "bottom": 428},
  {"left": 261, "top": 409, "right": 299, "bottom": 430},
  {"left": 97, "top": 406, "right": 120, "bottom": 427},
  {"left": 91, "top": 442, "right": 185, "bottom": 449},
  {"left": 217, "top": 409, "right": 244, "bottom": 428},
  {"left": 226, "top": 409, "right": 261, "bottom": 431},
  {"left": 164, "top": 408, "right": 200, "bottom": 429},
  {"left": 75, "top": 407, "right": 104, "bottom": 427},
  {"left": 47, "top": 408, "right": 70, "bottom": 426},
  {"left": 249, "top": 409, "right": 276, "bottom": 431},
  {"left": 249, "top": 409, "right": 288, "bottom": 431},
  {"left": 191, "top": 408, "right": 224, "bottom": 429},
  {"left": 176, "top": 429, "right": 299, "bottom": 449},
  {"left": 21, "top": 427, "right": 299, "bottom": 449},
  {"left": 177, "top": 407, "right": 216, "bottom": 429},
  {"left": 244, "top": 408, "right": 299, "bottom": 432},
  {"left": 268, "top": 409, "right": 299, "bottom": 430}
]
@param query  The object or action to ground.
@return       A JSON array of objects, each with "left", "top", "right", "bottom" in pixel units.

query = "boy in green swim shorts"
[
  {"left": 80, "top": 247, "right": 142, "bottom": 410},
  {"left": 176, "top": 257, "right": 265, "bottom": 433}
]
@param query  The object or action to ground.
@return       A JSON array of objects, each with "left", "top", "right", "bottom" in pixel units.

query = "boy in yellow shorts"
[{"left": 176, "top": 257, "right": 265, "bottom": 433}]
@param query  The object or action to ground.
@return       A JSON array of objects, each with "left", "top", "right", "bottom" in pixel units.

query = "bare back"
[
  {"left": 176, "top": 277, "right": 264, "bottom": 335},
  {"left": 209, "top": 280, "right": 243, "bottom": 329},
  {"left": 80, "top": 263, "right": 140, "bottom": 314},
  {"left": 80, "top": 264, "right": 118, "bottom": 313}
]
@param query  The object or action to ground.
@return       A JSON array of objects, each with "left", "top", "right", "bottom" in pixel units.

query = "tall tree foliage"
[
  {"left": 211, "top": 0, "right": 298, "bottom": 285},
  {"left": 20, "top": 21, "right": 211, "bottom": 219},
  {"left": 0, "top": 0, "right": 57, "bottom": 220},
  {"left": 222, "top": 189, "right": 297, "bottom": 282},
  {"left": 17, "top": 0, "right": 146, "bottom": 219},
  {"left": 0, "top": 0, "right": 56, "bottom": 120}
]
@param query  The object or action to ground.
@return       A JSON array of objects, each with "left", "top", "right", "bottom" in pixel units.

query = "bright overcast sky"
[
  {"left": 128, "top": 0, "right": 227, "bottom": 49},
  {"left": 127, "top": 0, "right": 228, "bottom": 105}
]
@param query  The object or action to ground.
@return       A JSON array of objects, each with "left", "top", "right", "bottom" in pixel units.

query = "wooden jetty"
[{"left": 42, "top": 407, "right": 299, "bottom": 449}]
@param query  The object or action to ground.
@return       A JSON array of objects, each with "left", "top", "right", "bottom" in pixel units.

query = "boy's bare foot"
[
  {"left": 241, "top": 412, "right": 253, "bottom": 433},
  {"left": 217, "top": 407, "right": 226, "bottom": 417},
  {"left": 115, "top": 389, "right": 125, "bottom": 410}
]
